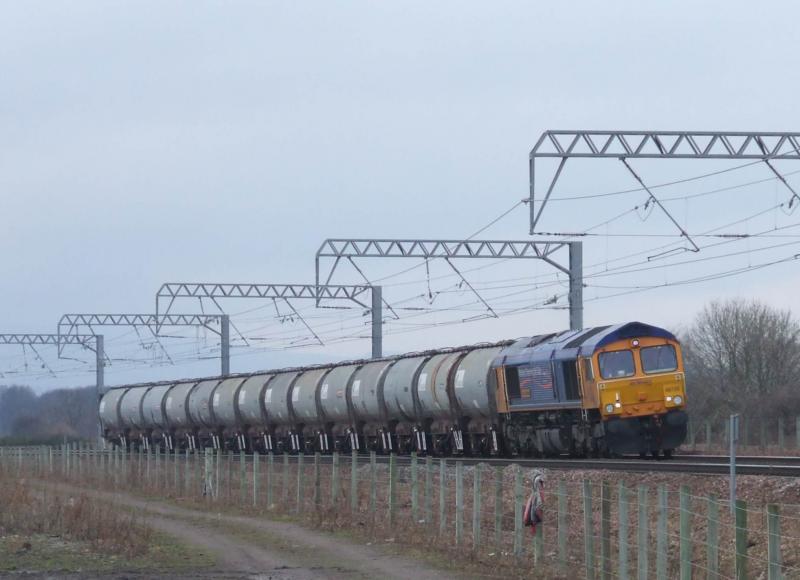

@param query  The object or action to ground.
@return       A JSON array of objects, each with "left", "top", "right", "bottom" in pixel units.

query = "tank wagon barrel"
[{"left": 100, "top": 322, "right": 688, "bottom": 458}]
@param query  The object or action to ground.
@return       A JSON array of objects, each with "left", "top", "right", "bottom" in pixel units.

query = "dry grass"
[{"left": 0, "top": 472, "right": 153, "bottom": 559}]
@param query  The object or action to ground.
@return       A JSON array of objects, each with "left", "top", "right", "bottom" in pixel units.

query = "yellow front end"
[{"left": 595, "top": 336, "right": 686, "bottom": 419}]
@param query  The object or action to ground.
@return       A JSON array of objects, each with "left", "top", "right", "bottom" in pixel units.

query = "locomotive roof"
[{"left": 497, "top": 321, "right": 677, "bottom": 367}]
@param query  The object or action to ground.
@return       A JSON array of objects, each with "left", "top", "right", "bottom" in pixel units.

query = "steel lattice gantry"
[
  {"left": 57, "top": 313, "right": 230, "bottom": 375},
  {"left": 154, "top": 282, "right": 384, "bottom": 358},
  {"left": 315, "top": 238, "right": 584, "bottom": 330},
  {"left": 529, "top": 130, "right": 800, "bottom": 236},
  {"left": 0, "top": 333, "right": 105, "bottom": 437}
]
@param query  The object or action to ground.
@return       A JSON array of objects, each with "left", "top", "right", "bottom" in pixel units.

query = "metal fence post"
[
  {"left": 514, "top": 470, "right": 524, "bottom": 559},
  {"left": 253, "top": 451, "right": 260, "bottom": 506},
  {"left": 735, "top": 499, "right": 747, "bottom": 580},
  {"left": 473, "top": 463, "right": 482, "bottom": 553},
  {"left": 282, "top": 452, "right": 289, "bottom": 506},
  {"left": 558, "top": 480, "right": 568, "bottom": 575},
  {"left": 267, "top": 452, "right": 274, "bottom": 508},
  {"left": 240, "top": 450, "right": 246, "bottom": 504},
  {"left": 439, "top": 458, "right": 447, "bottom": 535},
  {"left": 350, "top": 450, "right": 358, "bottom": 515},
  {"left": 332, "top": 451, "right": 341, "bottom": 510},
  {"left": 778, "top": 417, "right": 785, "bottom": 449},
  {"left": 425, "top": 456, "right": 433, "bottom": 526},
  {"left": 656, "top": 486, "right": 668, "bottom": 580},
  {"left": 707, "top": 495, "right": 719, "bottom": 580},
  {"left": 637, "top": 486, "right": 648, "bottom": 580},
  {"left": 619, "top": 481, "right": 628, "bottom": 580},
  {"left": 680, "top": 486, "right": 692, "bottom": 580},
  {"left": 584, "top": 480, "right": 595, "bottom": 580},
  {"left": 600, "top": 481, "right": 611, "bottom": 580},
  {"left": 369, "top": 451, "right": 377, "bottom": 524},
  {"left": 767, "top": 504, "right": 782, "bottom": 580},
  {"left": 411, "top": 452, "right": 418, "bottom": 521},
  {"left": 495, "top": 466, "right": 504, "bottom": 549},
  {"left": 313, "top": 452, "right": 321, "bottom": 509},
  {"left": 455, "top": 460, "right": 464, "bottom": 545},
  {"left": 297, "top": 452, "right": 305, "bottom": 514},
  {"left": 388, "top": 453, "right": 397, "bottom": 526}
]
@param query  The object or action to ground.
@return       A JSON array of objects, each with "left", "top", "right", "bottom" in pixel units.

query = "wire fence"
[
  {"left": 688, "top": 414, "right": 800, "bottom": 455},
  {"left": 0, "top": 444, "right": 795, "bottom": 579}
]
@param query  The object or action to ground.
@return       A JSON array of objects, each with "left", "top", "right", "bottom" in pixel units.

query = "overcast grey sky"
[{"left": 2, "top": 2, "right": 799, "bottom": 389}]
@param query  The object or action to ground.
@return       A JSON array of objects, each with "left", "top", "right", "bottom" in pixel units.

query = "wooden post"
[
  {"left": 411, "top": 452, "right": 419, "bottom": 522},
  {"left": 350, "top": 450, "right": 358, "bottom": 515},
  {"left": 680, "top": 486, "right": 692, "bottom": 580},
  {"left": 455, "top": 460, "right": 464, "bottom": 545},
  {"left": 514, "top": 470, "right": 524, "bottom": 559},
  {"left": 425, "top": 456, "right": 433, "bottom": 526},
  {"left": 656, "top": 486, "right": 668, "bottom": 580},
  {"left": 558, "top": 480, "right": 568, "bottom": 575},
  {"left": 600, "top": 481, "right": 611, "bottom": 580},
  {"left": 473, "top": 463, "right": 482, "bottom": 552},
  {"left": 253, "top": 451, "right": 259, "bottom": 506},
  {"left": 584, "top": 480, "right": 596, "bottom": 580},
  {"left": 495, "top": 467, "right": 504, "bottom": 549},
  {"left": 389, "top": 453, "right": 397, "bottom": 526},
  {"left": 637, "top": 486, "right": 648, "bottom": 580},
  {"left": 439, "top": 459, "right": 447, "bottom": 535},
  {"left": 619, "top": 481, "right": 629, "bottom": 580},
  {"left": 332, "top": 451, "right": 340, "bottom": 511},
  {"left": 706, "top": 495, "right": 719, "bottom": 580},
  {"left": 313, "top": 452, "right": 321, "bottom": 509},
  {"left": 735, "top": 499, "right": 747, "bottom": 580},
  {"left": 767, "top": 504, "right": 782, "bottom": 580}
]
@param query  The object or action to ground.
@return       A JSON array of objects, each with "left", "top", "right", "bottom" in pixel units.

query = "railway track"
[{"left": 311, "top": 452, "right": 800, "bottom": 477}]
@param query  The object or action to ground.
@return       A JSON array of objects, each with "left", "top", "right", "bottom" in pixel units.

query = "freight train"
[{"left": 99, "top": 321, "right": 688, "bottom": 458}]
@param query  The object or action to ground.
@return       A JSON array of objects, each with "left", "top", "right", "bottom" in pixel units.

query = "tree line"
[{"left": 0, "top": 384, "right": 97, "bottom": 443}]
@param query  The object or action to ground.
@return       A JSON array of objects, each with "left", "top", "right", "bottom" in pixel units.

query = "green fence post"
[
  {"left": 637, "top": 486, "right": 648, "bottom": 580},
  {"left": 350, "top": 450, "right": 358, "bottom": 515},
  {"left": 656, "top": 486, "right": 668, "bottom": 580},
  {"left": 767, "top": 504, "right": 782, "bottom": 580},
  {"left": 619, "top": 481, "right": 629, "bottom": 580},
  {"left": 282, "top": 452, "right": 289, "bottom": 506},
  {"left": 514, "top": 470, "right": 524, "bottom": 559},
  {"left": 267, "top": 452, "right": 274, "bottom": 508},
  {"left": 313, "top": 452, "right": 321, "bottom": 509},
  {"left": 253, "top": 451, "right": 259, "bottom": 506},
  {"left": 680, "top": 486, "right": 692, "bottom": 580},
  {"left": 215, "top": 448, "right": 222, "bottom": 499},
  {"left": 388, "top": 453, "right": 397, "bottom": 526},
  {"left": 425, "top": 456, "right": 433, "bottom": 526},
  {"left": 439, "top": 459, "right": 447, "bottom": 535},
  {"left": 184, "top": 449, "right": 190, "bottom": 495},
  {"left": 240, "top": 450, "right": 246, "bottom": 504},
  {"left": 584, "top": 480, "right": 596, "bottom": 580},
  {"left": 332, "top": 451, "right": 340, "bottom": 511},
  {"left": 455, "top": 460, "right": 464, "bottom": 545},
  {"left": 735, "top": 499, "right": 747, "bottom": 580},
  {"left": 297, "top": 452, "right": 304, "bottom": 514},
  {"left": 705, "top": 421, "right": 712, "bottom": 448},
  {"left": 707, "top": 495, "right": 719, "bottom": 580},
  {"left": 796, "top": 416, "right": 800, "bottom": 449},
  {"left": 600, "top": 481, "right": 611, "bottom": 580},
  {"left": 369, "top": 451, "right": 377, "bottom": 525},
  {"left": 495, "top": 467, "right": 504, "bottom": 549},
  {"left": 558, "top": 480, "right": 568, "bottom": 575},
  {"left": 411, "top": 452, "right": 418, "bottom": 522},
  {"left": 473, "top": 464, "right": 482, "bottom": 552}
]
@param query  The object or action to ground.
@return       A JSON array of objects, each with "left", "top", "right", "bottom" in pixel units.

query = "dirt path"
[{"left": 49, "top": 484, "right": 461, "bottom": 580}]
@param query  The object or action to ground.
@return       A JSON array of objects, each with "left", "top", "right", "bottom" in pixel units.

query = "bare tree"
[{"left": 683, "top": 298, "right": 800, "bottom": 423}]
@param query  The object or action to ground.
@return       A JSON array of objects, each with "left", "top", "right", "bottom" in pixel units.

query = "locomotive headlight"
[
  {"left": 605, "top": 403, "right": 614, "bottom": 413},
  {"left": 666, "top": 396, "right": 673, "bottom": 402},
  {"left": 673, "top": 395, "right": 683, "bottom": 405}
]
